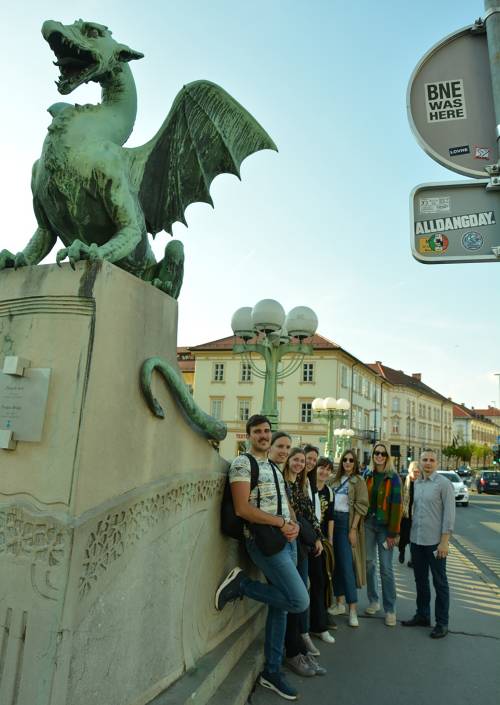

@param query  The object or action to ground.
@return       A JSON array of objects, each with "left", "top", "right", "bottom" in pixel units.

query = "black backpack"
[{"left": 221, "top": 453, "right": 260, "bottom": 540}]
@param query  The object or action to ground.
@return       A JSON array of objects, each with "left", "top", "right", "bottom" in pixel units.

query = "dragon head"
[{"left": 42, "top": 19, "right": 143, "bottom": 95}]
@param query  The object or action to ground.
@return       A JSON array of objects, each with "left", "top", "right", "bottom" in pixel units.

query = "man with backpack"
[{"left": 215, "top": 414, "right": 309, "bottom": 701}]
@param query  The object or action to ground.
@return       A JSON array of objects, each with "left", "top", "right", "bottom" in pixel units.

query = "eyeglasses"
[
  {"left": 373, "top": 451, "right": 387, "bottom": 457},
  {"left": 343, "top": 458, "right": 355, "bottom": 463}
]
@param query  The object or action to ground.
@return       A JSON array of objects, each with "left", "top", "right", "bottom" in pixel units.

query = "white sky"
[{"left": 0, "top": 0, "right": 499, "bottom": 409}]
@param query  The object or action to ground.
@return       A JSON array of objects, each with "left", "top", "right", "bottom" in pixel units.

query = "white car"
[{"left": 437, "top": 471, "right": 469, "bottom": 506}]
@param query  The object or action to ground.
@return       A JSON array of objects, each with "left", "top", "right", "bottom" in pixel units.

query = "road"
[{"left": 249, "top": 494, "right": 500, "bottom": 705}]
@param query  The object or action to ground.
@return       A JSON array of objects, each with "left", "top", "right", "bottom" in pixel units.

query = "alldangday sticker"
[{"left": 415, "top": 210, "right": 495, "bottom": 235}]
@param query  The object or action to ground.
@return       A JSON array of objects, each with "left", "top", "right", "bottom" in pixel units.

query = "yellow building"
[
  {"left": 185, "top": 334, "right": 387, "bottom": 461},
  {"left": 453, "top": 403, "right": 498, "bottom": 447},
  {"left": 368, "top": 362, "right": 454, "bottom": 468}
]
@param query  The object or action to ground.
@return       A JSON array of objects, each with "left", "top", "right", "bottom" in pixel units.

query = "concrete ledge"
[{"left": 149, "top": 609, "right": 265, "bottom": 705}]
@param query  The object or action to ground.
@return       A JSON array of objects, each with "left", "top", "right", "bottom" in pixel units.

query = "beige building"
[
  {"left": 453, "top": 403, "right": 498, "bottom": 447},
  {"left": 367, "top": 362, "right": 454, "bottom": 468},
  {"left": 186, "top": 334, "right": 387, "bottom": 462},
  {"left": 473, "top": 406, "right": 500, "bottom": 430},
  {"left": 178, "top": 336, "right": 452, "bottom": 467}
]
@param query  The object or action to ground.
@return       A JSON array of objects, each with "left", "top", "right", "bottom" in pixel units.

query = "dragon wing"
[{"left": 126, "top": 80, "right": 277, "bottom": 236}]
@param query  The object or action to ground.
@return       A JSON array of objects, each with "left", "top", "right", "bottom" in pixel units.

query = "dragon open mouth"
[{"left": 47, "top": 31, "right": 98, "bottom": 94}]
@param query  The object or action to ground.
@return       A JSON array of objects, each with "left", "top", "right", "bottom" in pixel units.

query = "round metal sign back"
[{"left": 408, "top": 26, "right": 497, "bottom": 178}]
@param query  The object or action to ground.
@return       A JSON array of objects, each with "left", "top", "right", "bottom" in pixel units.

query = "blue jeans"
[
  {"left": 333, "top": 511, "right": 358, "bottom": 605},
  {"left": 243, "top": 538, "right": 310, "bottom": 673},
  {"left": 365, "top": 516, "right": 396, "bottom": 613},
  {"left": 410, "top": 543, "right": 450, "bottom": 626}
]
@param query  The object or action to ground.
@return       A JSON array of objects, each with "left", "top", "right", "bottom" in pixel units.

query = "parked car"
[
  {"left": 437, "top": 471, "right": 469, "bottom": 506},
  {"left": 476, "top": 471, "right": 500, "bottom": 494},
  {"left": 456, "top": 465, "right": 472, "bottom": 480}
]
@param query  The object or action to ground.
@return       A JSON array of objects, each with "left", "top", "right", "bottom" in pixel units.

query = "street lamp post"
[
  {"left": 334, "top": 428, "right": 355, "bottom": 457},
  {"left": 231, "top": 300, "right": 318, "bottom": 430},
  {"left": 312, "top": 397, "right": 352, "bottom": 459}
]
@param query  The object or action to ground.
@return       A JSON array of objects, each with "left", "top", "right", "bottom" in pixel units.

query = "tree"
[{"left": 441, "top": 445, "right": 458, "bottom": 470}]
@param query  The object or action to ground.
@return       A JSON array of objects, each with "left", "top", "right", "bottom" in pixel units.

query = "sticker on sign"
[
  {"left": 410, "top": 180, "right": 500, "bottom": 264},
  {"left": 425, "top": 79, "right": 467, "bottom": 123},
  {"left": 419, "top": 197, "right": 450, "bottom": 214}
]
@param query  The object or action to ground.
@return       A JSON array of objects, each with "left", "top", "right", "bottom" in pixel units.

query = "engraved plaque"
[{"left": 0, "top": 368, "right": 51, "bottom": 442}]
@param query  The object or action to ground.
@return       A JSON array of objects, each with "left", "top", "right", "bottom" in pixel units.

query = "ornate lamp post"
[
  {"left": 334, "top": 427, "right": 355, "bottom": 457},
  {"left": 231, "top": 299, "right": 318, "bottom": 430},
  {"left": 312, "top": 397, "right": 352, "bottom": 459}
]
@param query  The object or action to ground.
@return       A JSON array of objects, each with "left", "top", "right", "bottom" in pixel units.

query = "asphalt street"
[{"left": 249, "top": 494, "right": 500, "bottom": 705}]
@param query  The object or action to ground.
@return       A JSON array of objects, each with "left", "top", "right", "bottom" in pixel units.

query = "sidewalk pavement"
[{"left": 249, "top": 542, "right": 500, "bottom": 705}]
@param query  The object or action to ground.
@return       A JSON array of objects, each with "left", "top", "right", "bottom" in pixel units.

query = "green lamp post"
[
  {"left": 231, "top": 299, "right": 318, "bottom": 430},
  {"left": 312, "top": 397, "right": 352, "bottom": 459}
]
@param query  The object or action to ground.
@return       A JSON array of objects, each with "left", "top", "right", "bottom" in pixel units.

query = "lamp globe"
[
  {"left": 231, "top": 307, "right": 255, "bottom": 340},
  {"left": 336, "top": 398, "right": 350, "bottom": 410},
  {"left": 312, "top": 397, "right": 325, "bottom": 411},
  {"left": 285, "top": 306, "right": 318, "bottom": 339},
  {"left": 324, "top": 397, "right": 338, "bottom": 411},
  {"left": 252, "top": 299, "right": 286, "bottom": 334}
]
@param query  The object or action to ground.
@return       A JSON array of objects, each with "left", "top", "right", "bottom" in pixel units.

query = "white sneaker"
[
  {"left": 301, "top": 633, "right": 320, "bottom": 656},
  {"left": 348, "top": 611, "right": 359, "bottom": 627},
  {"left": 385, "top": 612, "right": 397, "bottom": 627},
  {"left": 328, "top": 603, "right": 346, "bottom": 616},
  {"left": 311, "top": 630, "right": 335, "bottom": 644},
  {"left": 364, "top": 601, "right": 380, "bottom": 615}
]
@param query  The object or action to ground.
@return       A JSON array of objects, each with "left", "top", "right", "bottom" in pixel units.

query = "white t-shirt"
[
  {"left": 229, "top": 454, "right": 291, "bottom": 521},
  {"left": 333, "top": 477, "right": 350, "bottom": 513}
]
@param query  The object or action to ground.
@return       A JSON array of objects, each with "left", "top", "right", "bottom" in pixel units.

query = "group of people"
[{"left": 215, "top": 414, "right": 455, "bottom": 701}]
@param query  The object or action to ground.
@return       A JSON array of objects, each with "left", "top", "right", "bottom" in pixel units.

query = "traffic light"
[
  {"left": 407, "top": 447, "right": 413, "bottom": 463},
  {"left": 493, "top": 447, "right": 500, "bottom": 465}
]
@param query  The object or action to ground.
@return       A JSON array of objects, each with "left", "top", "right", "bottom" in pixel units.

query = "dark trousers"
[
  {"left": 410, "top": 542, "right": 450, "bottom": 626},
  {"left": 308, "top": 551, "right": 328, "bottom": 633}
]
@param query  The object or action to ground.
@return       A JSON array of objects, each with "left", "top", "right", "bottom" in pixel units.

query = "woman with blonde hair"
[
  {"left": 329, "top": 449, "right": 369, "bottom": 627},
  {"left": 398, "top": 461, "right": 420, "bottom": 566},
  {"left": 364, "top": 442, "right": 402, "bottom": 626}
]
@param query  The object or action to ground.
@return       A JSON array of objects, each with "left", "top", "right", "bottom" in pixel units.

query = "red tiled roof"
[
  {"left": 189, "top": 333, "right": 341, "bottom": 351},
  {"left": 453, "top": 403, "right": 497, "bottom": 425},
  {"left": 474, "top": 407, "right": 500, "bottom": 417},
  {"left": 453, "top": 404, "right": 471, "bottom": 418},
  {"left": 178, "top": 359, "right": 195, "bottom": 372},
  {"left": 366, "top": 362, "right": 449, "bottom": 402}
]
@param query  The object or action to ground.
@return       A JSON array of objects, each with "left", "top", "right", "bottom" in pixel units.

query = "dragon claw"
[{"left": 56, "top": 240, "right": 102, "bottom": 268}]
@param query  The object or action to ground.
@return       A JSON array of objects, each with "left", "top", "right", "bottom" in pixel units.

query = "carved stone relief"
[{"left": 79, "top": 476, "right": 225, "bottom": 597}]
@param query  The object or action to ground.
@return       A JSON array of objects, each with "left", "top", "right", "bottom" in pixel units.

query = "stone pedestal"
[{"left": 0, "top": 262, "right": 259, "bottom": 705}]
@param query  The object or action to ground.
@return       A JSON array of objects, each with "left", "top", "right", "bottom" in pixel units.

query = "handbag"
[
  {"left": 296, "top": 514, "right": 316, "bottom": 549},
  {"left": 250, "top": 461, "right": 287, "bottom": 556}
]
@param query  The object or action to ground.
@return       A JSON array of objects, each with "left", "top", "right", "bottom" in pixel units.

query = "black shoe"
[
  {"left": 407, "top": 561, "right": 413, "bottom": 568},
  {"left": 398, "top": 553, "right": 405, "bottom": 564},
  {"left": 259, "top": 670, "right": 298, "bottom": 700},
  {"left": 327, "top": 615, "right": 338, "bottom": 629},
  {"left": 215, "top": 567, "right": 245, "bottom": 611},
  {"left": 430, "top": 624, "right": 448, "bottom": 639},
  {"left": 401, "top": 615, "right": 431, "bottom": 627}
]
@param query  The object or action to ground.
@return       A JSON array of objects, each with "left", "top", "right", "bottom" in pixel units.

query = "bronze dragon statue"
[{"left": 0, "top": 19, "right": 277, "bottom": 299}]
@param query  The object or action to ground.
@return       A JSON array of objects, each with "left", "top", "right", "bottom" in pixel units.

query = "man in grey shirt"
[{"left": 402, "top": 449, "right": 455, "bottom": 638}]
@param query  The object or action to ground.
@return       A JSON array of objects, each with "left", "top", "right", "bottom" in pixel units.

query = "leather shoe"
[
  {"left": 430, "top": 624, "right": 448, "bottom": 639},
  {"left": 401, "top": 615, "right": 430, "bottom": 627}
]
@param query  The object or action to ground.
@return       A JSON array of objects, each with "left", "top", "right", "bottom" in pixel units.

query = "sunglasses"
[
  {"left": 373, "top": 451, "right": 387, "bottom": 457},
  {"left": 343, "top": 458, "right": 355, "bottom": 463}
]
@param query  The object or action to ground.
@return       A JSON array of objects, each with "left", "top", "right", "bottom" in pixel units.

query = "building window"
[
  {"left": 366, "top": 380, "right": 371, "bottom": 399},
  {"left": 300, "top": 402, "right": 312, "bottom": 423},
  {"left": 238, "top": 398, "right": 251, "bottom": 422},
  {"left": 341, "top": 365, "right": 348, "bottom": 387},
  {"left": 362, "top": 378, "right": 369, "bottom": 397},
  {"left": 210, "top": 398, "right": 223, "bottom": 419},
  {"left": 392, "top": 397, "right": 400, "bottom": 412},
  {"left": 212, "top": 362, "right": 225, "bottom": 382},
  {"left": 302, "top": 362, "right": 314, "bottom": 383},
  {"left": 240, "top": 362, "right": 252, "bottom": 382},
  {"left": 392, "top": 419, "right": 400, "bottom": 434}
]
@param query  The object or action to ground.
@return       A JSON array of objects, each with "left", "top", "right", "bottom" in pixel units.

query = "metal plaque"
[
  {"left": 408, "top": 26, "right": 496, "bottom": 178},
  {"left": 411, "top": 180, "right": 500, "bottom": 263},
  {"left": 0, "top": 368, "right": 51, "bottom": 442}
]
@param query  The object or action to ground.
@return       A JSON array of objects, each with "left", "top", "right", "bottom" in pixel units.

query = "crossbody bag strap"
[
  {"left": 245, "top": 453, "right": 261, "bottom": 508},
  {"left": 268, "top": 460, "right": 283, "bottom": 515}
]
